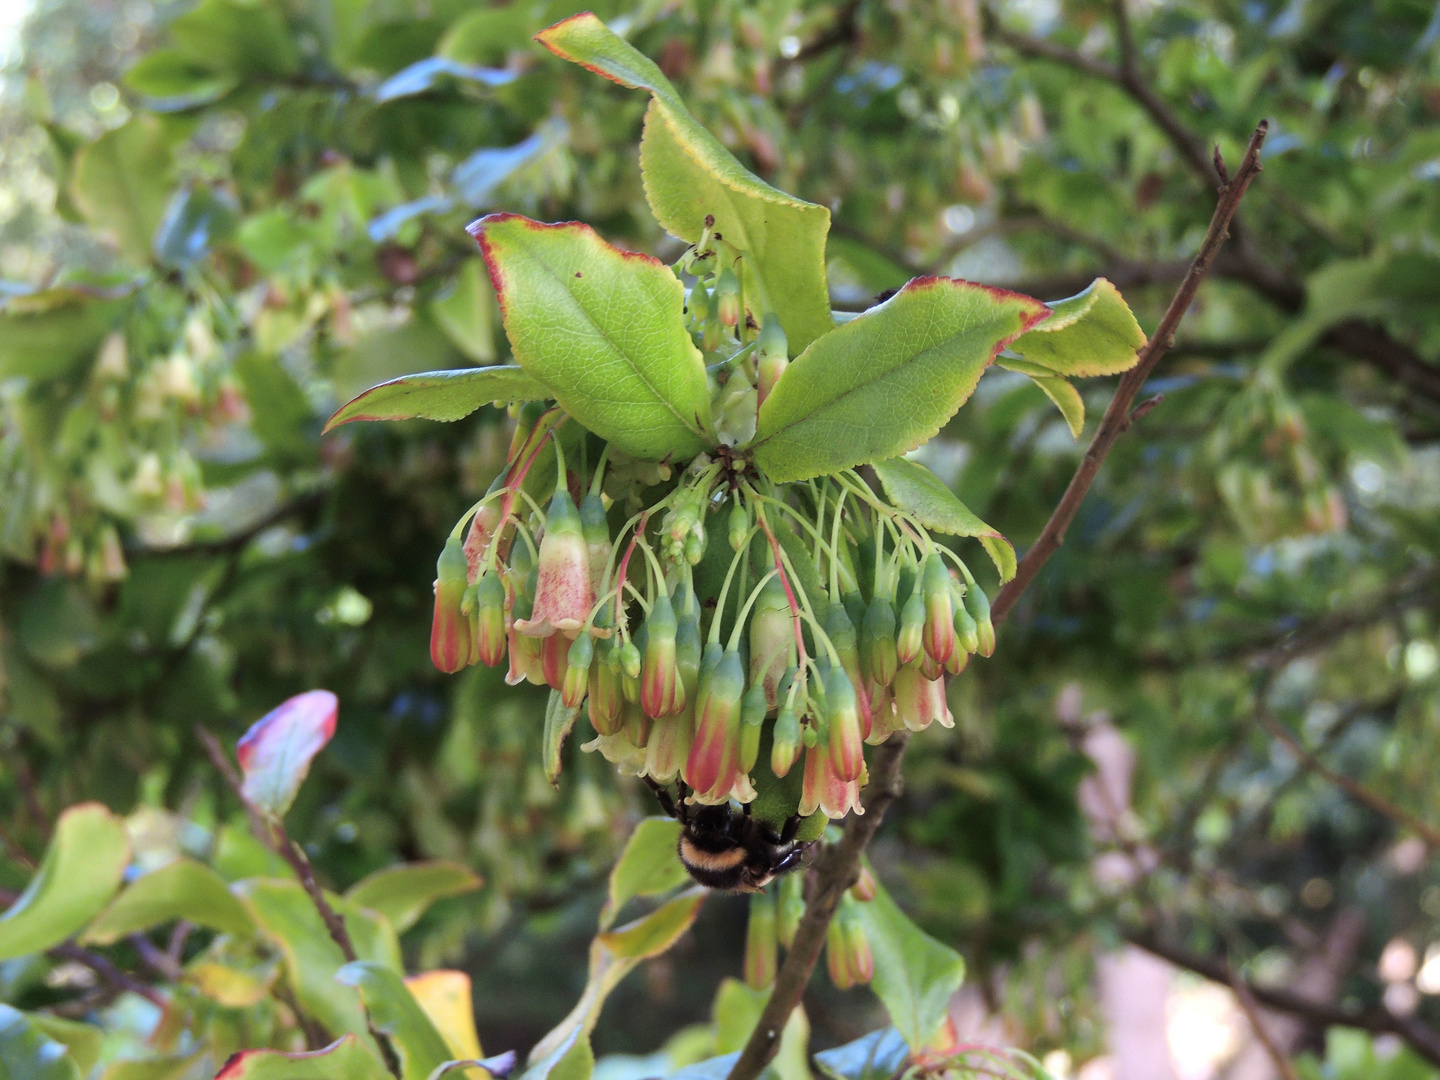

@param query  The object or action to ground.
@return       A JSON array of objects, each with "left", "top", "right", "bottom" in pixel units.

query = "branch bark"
[
  {"left": 727, "top": 732, "right": 911, "bottom": 1080},
  {"left": 991, "top": 122, "right": 1269, "bottom": 624}
]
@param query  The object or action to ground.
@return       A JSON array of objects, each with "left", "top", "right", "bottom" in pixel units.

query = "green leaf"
[
  {"left": 97, "top": 1052, "right": 203, "bottom": 1080},
  {"left": 542, "top": 690, "right": 583, "bottom": 787},
  {"left": 236, "top": 352, "right": 315, "bottom": 458},
  {"left": 70, "top": 116, "right": 175, "bottom": 264},
  {"left": 752, "top": 278, "right": 1047, "bottom": 483},
  {"left": 123, "top": 50, "right": 239, "bottom": 110},
  {"left": 235, "top": 690, "right": 338, "bottom": 818},
  {"left": 709, "top": 978, "right": 811, "bottom": 1080},
  {"left": 871, "top": 457, "right": 1016, "bottom": 582},
  {"left": 813, "top": 1028, "right": 909, "bottom": 1080},
  {"left": 528, "top": 890, "right": 704, "bottom": 1066},
  {"left": 238, "top": 879, "right": 401, "bottom": 1046},
  {"left": 853, "top": 877, "right": 965, "bottom": 1051},
  {"left": 598, "top": 817, "right": 687, "bottom": 930},
  {"left": 0, "top": 803, "right": 130, "bottom": 962},
  {"left": 168, "top": 0, "right": 301, "bottom": 80},
  {"left": 28, "top": 1016, "right": 101, "bottom": 1077},
  {"left": 337, "top": 962, "right": 453, "bottom": 1080},
  {"left": 431, "top": 260, "right": 498, "bottom": 364},
  {"left": 344, "top": 862, "right": 483, "bottom": 934},
  {"left": 471, "top": 214, "right": 713, "bottom": 461},
  {"left": 0, "top": 295, "right": 129, "bottom": 381},
  {"left": 214, "top": 1036, "right": 390, "bottom": 1080},
  {"left": 1006, "top": 278, "right": 1146, "bottom": 377},
  {"left": 0, "top": 1006, "right": 81, "bottom": 1080},
  {"left": 153, "top": 185, "right": 237, "bottom": 269},
  {"left": 81, "top": 858, "right": 255, "bottom": 944},
  {"left": 520, "top": 1028, "right": 593, "bottom": 1080},
  {"left": 535, "top": 13, "right": 833, "bottom": 353},
  {"left": 324, "top": 367, "right": 549, "bottom": 434}
]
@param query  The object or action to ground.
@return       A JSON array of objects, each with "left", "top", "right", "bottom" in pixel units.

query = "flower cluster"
[{"left": 744, "top": 863, "right": 879, "bottom": 992}]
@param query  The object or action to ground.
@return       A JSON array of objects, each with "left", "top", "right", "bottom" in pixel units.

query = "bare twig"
[
  {"left": 48, "top": 942, "right": 167, "bottom": 1008},
  {"left": 992, "top": 122, "right": 1269, "bottom": 624},
  {"left": 1130, "top": 930, "right": 1440, "bottom": 1068},
  {"left": 1256, "top": 708, "right": 1440, "bottom": 849},
  {"left": 1228, "top": 964, "right": 1301, "bottom": 1080},
  {"left": 727, "top": 732, "right": 911, "bottom": 1080}
]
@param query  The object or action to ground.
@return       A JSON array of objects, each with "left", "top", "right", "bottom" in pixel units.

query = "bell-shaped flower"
[
  {"left": 800, "top": 737, "right": 863, "bottom": 819},
  {"left": 749, "top": 575, "right": 795, "bottom": 709},
  {"left": 823, "top": 665, "right": 865, "bottom": 783},
  {"left": 643, "top": 708, "right": 694, "bottom": 784},
  {"left": 756, "top": 315, "right": 788, "bottom": 408},
  {"left": 473, "top": 573, "right": 507, "bottom": 668},
  {"left": 896, "top": 587, "right": 924, "bottom": 666},
  {"left": 964, "top": 582, "right": 996, "bottom": 657},
  {"left": 431, "top": 533, "right": 473, "bottom": 673},
  {"left": 921, "top": 554, "right": 956, "bottom": 665},
  {"left": 581, "top": 492, "right": 610, "bottom": 595},
  {"left": 771, "top": 706, "right": 802, "bottom": 778},
  {"left": 861, "top": 595, "right": 898, "bottom": 688},
  {"left": 893, "top": 660, "right": 953, "bottom": 732},
  {"left": 624, "top": 698, "right": 652, "bottom": 750},
  {"left": 562, "top": 633, "right": 593, "bottom": 709},
  {"left": 684, "top": 646, "right": 745, "bottom": 802},
  {"left": 588, "top": 646, "right": 625, "bottom": 735},
  {"left": 516, "top": 490, "right": 594, "bottom": 637},
  {"left": 541, "top": 630, "right": 569, "bottom": 692},
  {"left": 739, "top": 682, "right": 767, "bottom": 774},
  {"left": 463, "top": 502, "right": 503, "bottom": 583},
  {"left": 825, "top": 605, "right": 872, "bottom": 740},
  {"left": 777, "top": 871, "right": 805, "bottom": 948},
  {"left": 641, "top": 592, "right": 684, "bottom": 718},
  {"left": 953, "top": 588, "right": 981, "bottom": 655},
  {"left": 864, "top": 681, "right": 896, "bottom": 745}
]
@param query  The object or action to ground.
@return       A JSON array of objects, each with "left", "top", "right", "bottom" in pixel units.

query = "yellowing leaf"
[
  {"left": 337, "top": 962, "right": 454, "bottom": 1080},
  {"left": 1007, "top": 278, "right": 1145, "bottom": 377},
  {"left": 870, "top": 458, "right": 1015, "bottom": 582},
  {"left": 404, "top": 971, "right": 483, "bottom": 1061}
]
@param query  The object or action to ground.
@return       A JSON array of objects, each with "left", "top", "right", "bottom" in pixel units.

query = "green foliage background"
[{"left": 1, "top": 0, "right": 1439, "bottom": 1075}]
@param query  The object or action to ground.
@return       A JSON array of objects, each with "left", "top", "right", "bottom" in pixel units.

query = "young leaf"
[
  {"left": 0, "top": 1006, "right": 81, "bottom": 1080},
  {"left": 235, "top": 689, "right": 339, "bottom": 818},
  {"left": 471, "top": 214, "right": 714, "bottom": 461},
  {"left": 528, "top": 890, "right": 705, "bottom": 1065},
  {"left": 813, "top": 1027, "right": 910, "bottom": 1080},
  {"left": 430, "top": 260, "right": 498, "bottom": 364},
  {"left": 1006, "top": 278, "right": 1145, "bottom": 377},
  {"left": 345, "top": 862, "right": 483, "bottom": 933},
  {"left": 599, "top": 817, "right": 687, "bottom": 930},
  {"left": 870, "top": 457, "right": 1016, "bottom": 582},
  {"left": 325, "top": 367, "right": 549, "bottom": 433},
  {"left": 0, "top": 803, "right": 130, "bottom": 962},
  {"left": 337, "top": 962, "right": 455, "bottom": 1080},
  {"left": 215, "top": 1036, "right": 390, "bottom": 1080},
  {"left": 535, "top": 13, "right": 833, "bottom": 352},
  {"left": 853, "top": 877, "right": 965, "bottom": 1052},
  {"left": 753, "top": 278, "right": 1048, "bottom": 483},
  {"left": 69, "top": 116, "right": 175, "bottom": 264},
  {"left": 82, "top": 858, "right": 256, "bottom": 944}
]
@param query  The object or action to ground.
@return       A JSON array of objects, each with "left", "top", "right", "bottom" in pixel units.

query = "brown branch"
[
  {"left": 727, "top": 732, "right": 911, "bottom": 1080},
  {"left": 48, "top": 942, "right": 168, "bottom": 1008},
  {"left": 1129, "top": 930, "right": 1440, "bottom": 1069},
  {"left": 1228, "top": 965, "right": 1301, "bottom": 1080},
  {"left": 1256, "top": 709, "right": 1440, "bottom": 849},
  {"left": 991, "top": 122, "right": 1269, "bottom": 624}
]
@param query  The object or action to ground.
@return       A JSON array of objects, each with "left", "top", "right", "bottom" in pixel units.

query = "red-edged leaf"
[
  {"left": 215, "top": 1035, "right": 388, "bottom": 1079},
  {"left": 236, "top": 690, "right": 339, "bottom": 818}
]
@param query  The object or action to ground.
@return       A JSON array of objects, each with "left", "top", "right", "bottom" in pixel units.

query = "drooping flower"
[
  {"left": 748, "top": 575, "right": 794, "bottom": 709},
  {"left": 771, "top": 706, "right": 802, "bottom": 778},
  {"left": 431, "top": 533, "right": 473, "bottom": 674},
  {"left": 823, "top": 664, "right": 865, "bottom": 783},
  {"left": 825, "top": 605, "right": 872, "bottom": 740},
  {"left": 893, "top": 659, "right": 952, "bottom": 732},
  {"left": 861, "top": 594, "right": 898, "bottom": 687},
  {"left": 580, "top": 492, "right": 610, "bottom": 595},
  {"left": 920, "top": 553, "right": 955, "bottom": 665},
  {"left": 473, "top": 573, "right": 507, "bottom": 667},
  {"left": 683, "top": 646, "right": 745, "bottom": 802},
  {"left": 640, "top": 592, "right": 684, "bottom": 718},
  {"left": 562, "top": 633, "right": 593, "bottom": 709},
  {"left": 800, "top": 737, "right": 863, "bottom": 819},
  {"left": 516, "top": 490, "right": 594, "bottom": 637},
  {"left": 744, "top": 889, "right": 777, "bottom": 989}
]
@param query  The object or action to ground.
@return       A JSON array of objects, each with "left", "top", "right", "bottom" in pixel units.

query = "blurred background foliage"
[{"left": 1, "top": 0, "right": 1439, "bottom": 1074}]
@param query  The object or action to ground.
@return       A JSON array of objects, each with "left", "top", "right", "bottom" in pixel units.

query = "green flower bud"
[
  {"left": 897, "top": 588, "right": 925, "bottom": 666},
  {"left": 861, "top": 594, "right": 898, "bottom": 686},
  {"left": 562, "top": 633, "right": 594, "bottom": 708},
  {"left": 729, "top": 501, "right": 749, "bottom": 551},
  {"left": 716, "top": 267, "right": 741, "bottom": 327},
  {"left": 771, "top": 706, "right": 802, "bottom": 778},
  {"left": 963, "top": 581, "right": 995, "bottom": 657},
  {"left": 744, "top": 889, "right": 777, "bottom": 989},
  {"left": 777, "top": 871, "right": 804, "bottom": 947}
]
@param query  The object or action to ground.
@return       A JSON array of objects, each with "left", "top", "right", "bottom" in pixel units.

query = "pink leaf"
[{"left": 236, "top": 690, "right": 338, "bottom": 818}]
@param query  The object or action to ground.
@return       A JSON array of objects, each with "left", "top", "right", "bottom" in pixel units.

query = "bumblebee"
[{"left": 645, "top": 779, "right": 812, "bottom": 891}]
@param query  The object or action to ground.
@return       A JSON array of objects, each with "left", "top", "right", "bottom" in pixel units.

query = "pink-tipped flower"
[
  {"left": 641, "top": 593, "right": 684, "bottom": 718},
  {"left": 800, "top": 738, "right": 863, "bottom": 819},
  {"left": 624, "top": 698, "right": 653, "bottom": 750},
  {"left": 431, "top": 534, "right": 473, "bottom": 673},
  {"left": 474, "top": 573, "right": 507, "bottom": 667},
  {"left": 683, "top": 646, "right": 745, "bottom": 802},
  {"left": 826, "top": 902, "right": 860, "bottom": 990},
  {"left": 893, "top": 660, "right": 952, "bottom": 732},
  {"left": 716, "top": 267, "right": 741, "bottom": 327},
  {"left": 963, "top": 582, "right": 996, "bottom": 657},
  {"left": 841, "top": 900, "right": 874, "bottom": 984},
  {"left": 850, "top": 864, "right": 878, "bottom": 902},
  {"left": 745, "top": 889, "right": 778, "bottom": 989},
  {"left": 826, "top": 605, "right": 873, "bottom": 740},
  {"left": 643, "top": 707, "right": 694, "bottom": 783},
  {"left": 771, "top": 706, "right": 802, "bottom": 778},
  {"left": 756, "top": 315, "right": 788, "bottom": 408},
  {"left": 921, "top": 554, "right": 955, "bottom": 665},
  {"left": 952, "top": 588, "right": 981, "bottom": 655},
  {"left": 463, "top": 501, "right": 503, "bottom": 584},
  {"left": 824, "top": 665, "right": 865, "bottom": 783},
  {"left": 580, "top": 492, "right": 610, "bottom": 595},
  {"left": 864, "top": 681, "right": 896, "bottom": 745},
  {"left": 749, "top": 575, "right": 795, "bottom": 709},
  {"left": 516, "top": 490, "right": 594, "bottom": 638},
  {"left": 562, "top": 633, "right": 593, "bottom": 709},
  {"left": 861, "top": 594, "right": 898, "bottom": 688}
]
